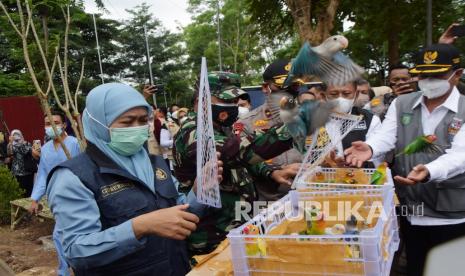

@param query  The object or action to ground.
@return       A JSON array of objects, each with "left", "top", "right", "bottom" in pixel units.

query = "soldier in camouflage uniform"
[
  {"left": 237, "top": 60, "right": 306, "bottom": 200},
  {"left": 174, "top": 71, "right": 297, "bottom": 255}
]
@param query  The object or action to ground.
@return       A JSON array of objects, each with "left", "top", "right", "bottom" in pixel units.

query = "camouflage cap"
[{"left": 208, "top": 71, "right": 246, "bottom": 100}]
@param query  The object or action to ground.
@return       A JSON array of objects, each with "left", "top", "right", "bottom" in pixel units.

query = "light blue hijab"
[{"left": 82, "top": 83, "right": 154, "bottom": 187}]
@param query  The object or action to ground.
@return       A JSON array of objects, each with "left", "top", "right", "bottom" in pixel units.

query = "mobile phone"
[
  {"left": 155, "top": 84, "right": 164, "bottom": 93},
  {"left": 33, "top": 140, "right": 41, "bottom": 151},
  {"left": 451, "top": 25, "right": 465, "bottom": 37}
]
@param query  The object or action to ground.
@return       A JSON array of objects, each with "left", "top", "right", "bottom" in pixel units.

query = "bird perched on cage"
[
  {"left": 325, "top": 223, "right": 346, "bottom": 235},
  {"left": 396, "top": 134, "right": 443, "bottom": 157},
  {"left": 345, "top": 215, "right": 359, "bottom": 235},
  {"left": 243, "top": 224, "right": 267, "bottom": 256},
  {"left": 285, "top": 35, "right": 364, "bottom": 86},
  {"left": 305, "top": 206, "right": 326, "bottom": 235},
  {"left": 371, "top": 162, "right": 387, "bottom": 185},
  {"left": 278, "top": 95, "right": 334, "bottom": 153}
]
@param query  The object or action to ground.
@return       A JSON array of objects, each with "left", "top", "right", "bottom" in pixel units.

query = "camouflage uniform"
[
  {"left": 238, "top": 95, "right": 303, "bottom": 200},
  {"left": 237, "top": 59, "right": 307, "bottom": 200},
  {"left": 174, "top": 72, "right": 291, "bottom": 255}
]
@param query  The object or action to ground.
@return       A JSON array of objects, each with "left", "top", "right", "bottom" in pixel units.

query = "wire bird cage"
[
  {"left": 196, "top": 57, "right": 221, "bottom": 208},
  {"left": 292, "top": 112, "right": 363, "bottom": 189}
]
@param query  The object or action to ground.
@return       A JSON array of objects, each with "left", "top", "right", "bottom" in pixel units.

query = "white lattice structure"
[
  {"left": 196, "top": 57, "right": 221, "bottom": 208},
  {"left": 292, "top": 112, "right": 362, "bottom": 189}
]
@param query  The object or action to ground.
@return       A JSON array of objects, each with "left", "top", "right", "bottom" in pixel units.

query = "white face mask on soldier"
[
  {"left": 419, "top": 73, "right": 454, "bottom": 99},
  {"left": 329, "top": 97, "right": 354, "bottom": 114}
]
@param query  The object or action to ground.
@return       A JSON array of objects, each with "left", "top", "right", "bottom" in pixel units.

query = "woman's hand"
[{"left": 132, "top": 204, "right": 199, "bottom": 240}]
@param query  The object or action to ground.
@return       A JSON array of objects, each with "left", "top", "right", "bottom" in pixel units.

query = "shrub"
[{"left": 0, "top": 166, "right": 24, "bottom": 224}]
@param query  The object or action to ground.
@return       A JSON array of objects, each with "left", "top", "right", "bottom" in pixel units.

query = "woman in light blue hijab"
[
  {"left": 46, "top": 83, "right": 206, "bottom": 276},
  {"left": 82, "top": 82, "right": 154, "bottom": 188}
]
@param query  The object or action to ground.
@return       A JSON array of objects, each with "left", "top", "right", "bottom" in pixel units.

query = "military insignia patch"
[
  {"left": 424, "top": 51, "right": 438, "bottom": 64},
  {"left": 401, "top": 113, "right": 412, "bottom": 126},
  {"left": 218, "top": 111, "right": 229, "bottom": 122},
  {"left": 156, "top": 168, "right": 168, "bottom": 180},
  {"left": 254, "top": 119, "right": 268, "bottom": 128},
  {"left": 371, "top": 98, "right": 381, "bottom": 107}
]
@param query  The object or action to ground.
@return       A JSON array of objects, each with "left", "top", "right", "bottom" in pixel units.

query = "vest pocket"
[
  {"left": 435, "top": 175, "right": 465, "bottom": 212},
  {"left": 98, "top": 190, "right": 149, "bottom": 222}
]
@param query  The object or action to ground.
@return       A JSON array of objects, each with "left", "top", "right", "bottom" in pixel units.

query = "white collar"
[{"left": 412, "top": 87, "right": 460, "bottom": 113}]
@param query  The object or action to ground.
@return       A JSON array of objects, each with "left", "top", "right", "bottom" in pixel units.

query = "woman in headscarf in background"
[
  {"left": 46, "top": 83, "right": 221, "bottom": 276},
  {"left": 7, "top": 129, "right": 38, "bottom": 196}
]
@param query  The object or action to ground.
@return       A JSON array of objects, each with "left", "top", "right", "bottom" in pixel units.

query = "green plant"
[{"left": 0, "top": 165, "right": 24, "bottom": 224}]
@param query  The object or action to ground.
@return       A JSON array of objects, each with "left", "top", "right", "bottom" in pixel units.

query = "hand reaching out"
[
  {"left": 394, "top": 164, "right": 430, "bottom": 185},
  {"left": 344, "top": 141, "right": 373, "bottom": 168},
  {"left": 439, "top": 23, "right": 460, "bottom": 44}
]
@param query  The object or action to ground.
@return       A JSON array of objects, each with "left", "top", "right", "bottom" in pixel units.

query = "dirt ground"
[{"left": 0, "top": 216, "right": 58, "bottom": 275}]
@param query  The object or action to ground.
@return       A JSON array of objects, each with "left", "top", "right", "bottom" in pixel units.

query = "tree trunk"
[
  {"left": 41, "top": 15, "right": 49, "bottom": 56},
  {"left": 285, "top": 0, "right": 340, "bottom": 45},
  {"left": 387, "top": 12, "right": 401, "bottom": 67}
]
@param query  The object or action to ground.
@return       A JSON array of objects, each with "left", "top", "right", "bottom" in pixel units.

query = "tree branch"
[{"left": 0, "top": 1, "right": 23, "bottom": 38}]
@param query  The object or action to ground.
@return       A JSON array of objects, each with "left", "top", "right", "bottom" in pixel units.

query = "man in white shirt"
[
  {"left": 344, "top": 44, "right": 465, "bottom": 276},
  {"left": 324, "top": 81, "right": 382, "bottom": 167}
]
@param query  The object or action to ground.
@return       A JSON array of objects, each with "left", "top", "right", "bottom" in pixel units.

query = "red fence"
[{"left": 0, "top": 96, "right": 44, "bottom": 143}]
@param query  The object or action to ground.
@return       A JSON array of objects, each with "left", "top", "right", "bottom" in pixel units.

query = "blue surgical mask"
[{"left": 45, "top": 126, "right": 63, "bottom": 139}]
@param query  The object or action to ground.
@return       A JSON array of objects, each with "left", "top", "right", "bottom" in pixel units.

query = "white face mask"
[
  {"left": 238, "top": 106, "right": 250, "bottom": 118},
  {"left": 419, "top": 73, "right": 454, "bottom": 99},
  {"left": 179, "top": 117, "right": 188, "bottom": 124},
  {"left": 329, "top": 97, "right": 354, "bottom": 113}
]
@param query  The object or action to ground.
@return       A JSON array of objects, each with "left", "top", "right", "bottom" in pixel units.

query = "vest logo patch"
[
  {"left": 156, "top": 168, "right": 168, "bottom": 180},
  {"left": 401, "top": 113, "right": 412, "bottom": 126},
  {"left": 354, "top": 120, "right": 367, "bottom": 130},
  {"left": 101, "top": 182, "right": 134, "bottom": 198},
  {"left": 448, "top": 117, "right": 463, "bottom": 141}
]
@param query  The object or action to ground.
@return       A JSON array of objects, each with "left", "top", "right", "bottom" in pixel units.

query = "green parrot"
[
  {"left": 305, "top": 206, "right": 326, "bottom": 235},
  {"left": 370, "top": 162, "right": 387, "bottom": 185},
  {"left": 396, "top": 134, "right": 443, "bottom": 157}
]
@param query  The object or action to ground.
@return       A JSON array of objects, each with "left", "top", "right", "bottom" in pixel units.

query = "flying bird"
[
  {"left": 396, "top": 135, "right": 443, "bottom": 157},
  {"left": 278, "top": 95, "right": 333, "bottom": 153},
  {"left": 285, "top": 35, "right": 364, "bottom": 86}
]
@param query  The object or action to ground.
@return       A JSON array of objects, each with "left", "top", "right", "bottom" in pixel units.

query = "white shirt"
[
  {"left": 331, "top": 111, "right": 383, "bottom": 166},
  {"left": 367, "top": 88, "right": 465, "bottom": 225}
]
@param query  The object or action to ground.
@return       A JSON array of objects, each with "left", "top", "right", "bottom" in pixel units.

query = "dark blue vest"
[
  {"left": 342, "top": 107, "right": 375, "bottom": 168},
  {"left": 48, "top": 144, "right": 190, "bottom": 276}
]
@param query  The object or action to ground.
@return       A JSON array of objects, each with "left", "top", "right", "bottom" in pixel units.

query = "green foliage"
[
  {"left": 340, "top": 0, "right": 465, "bottom": 85},
  {"left": 0, "top": 73, "right": 36, "bottom": 96},
  {"left": 0, "top": 166, "right": 24, "bottom": 224},
  {"left": 246, "top": 0, "right": 465, "bottom": 85},
  {"left": 184, "top": 0, "right": 268, "bottom": 86},
  {"left": 119, "top": 3, "right": 192, "bottom": 107}
]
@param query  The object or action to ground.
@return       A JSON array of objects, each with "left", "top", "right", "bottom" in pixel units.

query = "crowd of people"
[{"left": 1, "top": 24, "right": 464, "bottom": 276}]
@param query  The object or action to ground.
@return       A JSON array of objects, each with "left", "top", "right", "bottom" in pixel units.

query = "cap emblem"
[{"left": 424, "top": 51, "right": 438, "bottom": 64}]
